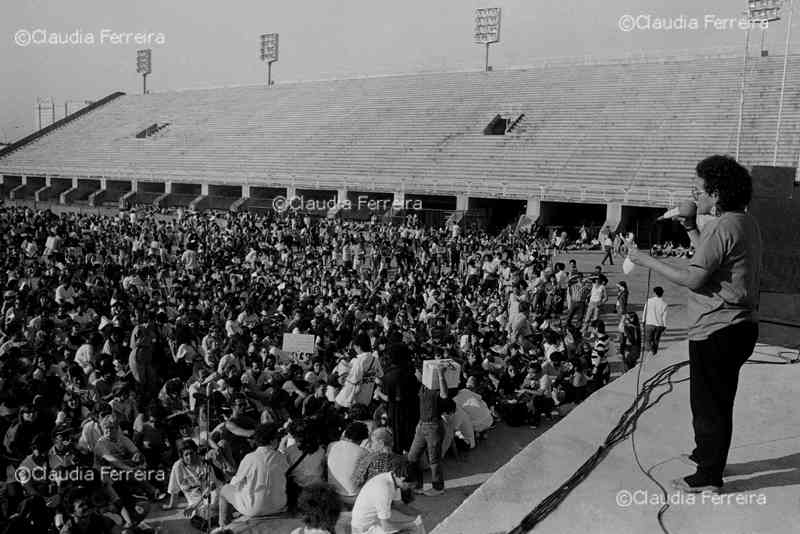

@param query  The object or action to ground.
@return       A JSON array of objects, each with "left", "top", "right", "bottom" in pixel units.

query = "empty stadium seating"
[{"left": 2, "top": 54, "right": 800, "bottom": 206}]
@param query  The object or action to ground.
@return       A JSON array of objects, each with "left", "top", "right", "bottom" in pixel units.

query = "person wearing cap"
[{"left": 49, "top": 425, "right": 77, "bottom": 472}]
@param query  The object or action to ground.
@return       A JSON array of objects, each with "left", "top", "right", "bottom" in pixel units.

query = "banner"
[{"left": 282, "top": 333, "right": 316, "bottom": 354}]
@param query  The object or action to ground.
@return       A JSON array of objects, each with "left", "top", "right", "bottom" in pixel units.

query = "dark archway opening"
[
  {"left": 619, "top": 206, "right": 689, "bottom": 248},
  {"left": 468, "top": 198, "right": 527, "bottom": 234}
]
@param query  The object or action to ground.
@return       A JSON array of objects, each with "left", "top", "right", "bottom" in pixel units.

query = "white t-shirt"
[
  {"left": 454, "top": 389, "right": 493, "bottom": 434},
  {"left": 351, "top": 472, "right": 401, "bottom": 533},
  {"left": 326, "top": 440, "right": 368, "bottom": 497}
]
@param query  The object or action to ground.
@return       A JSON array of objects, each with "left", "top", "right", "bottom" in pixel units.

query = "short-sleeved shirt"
[
  {"left": 687, "top": 212, "right": 761, "bottom": 341},
  {"left": 351, "top": 472, "right": 401, "bottom": 533},
  {"left": 93, "top": 434, "right": 140, "bottom": 469},
  {"left": 168, "top": 459, "right": 217, "bottom": 506},
  {"left": 326, "top": 440, "right": 368, "bottom": 497}
]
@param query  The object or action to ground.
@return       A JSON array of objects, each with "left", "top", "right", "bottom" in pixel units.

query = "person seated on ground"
[
  {"left": 163, "top": 440, "right": 220, "bottom": 531},
  {"left": 2, "top": 494, "right": 52, "bottom": 534},
  {"left": 207, "top": 397, "right": 256, "bottom": 477},
  {"left": 561, "top": 359, "right": 589, "bottom": 404},
  {"left": 440, "top": 398, "right": 475, "bottom": 459},
  {"left": 541, "top": 350, "right": 566, "bottom": 380},
  {"left": 454, "top": 376, "right": 494, "bottom": 437},
  {"left": 290, "top": 482, "right": 344, "bottom": 534},
  {"left": 16, "top": 433, "right": 53, "bottom": 499},
  {"left": 57, "top": 492, "right": 118, "bottom": 534},
  {"left": 280, "top": 418, "right": 326, "bottom": 511},
  {"left": 351, "top": 457, "right": 424, "bottom": 534},
  {"left": 300, "top": 380, "right": 329, "bottom": 418},
  {"left": 132, "top": 401, "right": 171, "bottom": 470},
  {"left": 214, "top": 423, "right": 288, "bottom": 533},
  {"left": 517, "top": 362, "right": 556, "bottom": 428},
  {"left": 326, "top": 421, "right": 369, "bottom": 505},
  {"left": 352, "top": 427, "right": 403, "bottom": 491},
  {"left": 344, "top": 404, "right": 375, "bottom": 448},
  {"left": 496, "top": 361, "right": 524, "bottom": 399},
  {"left": 93, "top": 414, "right": 165, "bottom": 527}
]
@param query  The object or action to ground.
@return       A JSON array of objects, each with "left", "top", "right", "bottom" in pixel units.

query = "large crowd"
[{"left": 0, "top": 203, "right": 641, "bottom": 534}]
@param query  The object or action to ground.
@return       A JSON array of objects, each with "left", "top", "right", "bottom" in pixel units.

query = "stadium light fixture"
[
  {"left": 260, "top": 33, "right": 279, "bottom": 88},
  {"left": 474, "top": 7, "right": 501, "bottom": 72},
  {"left": 773, "top": 0, "right": 793, "bottom": 165},
  {"left": 736, "top": 1, "right": 791, "bottom": 161},
  {"left": 748, "top": 0, "right": 783, "bottom": 22},
  {"left": 750, "top": 0, "right": 784, "bottom": 56},
  {"left": 136, "top": 49, "right": 152, "bottom": 95}
]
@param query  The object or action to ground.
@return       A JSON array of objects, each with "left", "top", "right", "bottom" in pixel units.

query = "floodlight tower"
[
  {"left": 136, "top": 49, "right": 152, "bottom": 94},
  {"left": 260, "top": 33, "right": 279, "bottom": 88},
  {"left": 736, "top": 1, "right": 784, "bottom": 160},
  {"left": 474, "top": 8, "right": 501, "bottom": 72},
  {"left": 773, "top": 0, "right": 794, "bottom": 165}
]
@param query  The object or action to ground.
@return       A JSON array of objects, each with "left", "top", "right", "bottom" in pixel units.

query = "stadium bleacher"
[{"left": 2, "top": 54, "right": 800, "bottom": 206}]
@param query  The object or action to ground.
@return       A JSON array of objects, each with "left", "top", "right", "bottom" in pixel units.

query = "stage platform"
[{"left": 432, "top": 340, "right": 800, "bottom": 534}]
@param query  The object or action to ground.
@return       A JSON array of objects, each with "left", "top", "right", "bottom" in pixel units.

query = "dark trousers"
[
  {"left": 565, "top": 301, "right": 586, "bottom": 329},
  {"left": 644, "top": 325, "right": 665, "bottom": 354},
  {"left": 407, "top": 421, "right": 444, "bottom": 490},
  {"left": 601, "top": 246, "right": 614, "bottom": 265},
  {"left": 526, "top": 395, "right": 556, "bottom": 426},
  {"left": 689, "top": 321, "right": 758, "bottom": 485}
]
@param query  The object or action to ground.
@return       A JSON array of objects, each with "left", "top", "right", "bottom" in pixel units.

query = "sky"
[{"left": 2, "top": 0, "right": 799, "bottom": 141}]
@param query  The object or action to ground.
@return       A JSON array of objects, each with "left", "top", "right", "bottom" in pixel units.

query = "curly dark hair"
[
  {"left": 695, "top": 155, "right": 753, "bottom": 212},
  {"left": 297, "top": 483, "right": 343, "bottom": 531},
  {"left": 288, "top": 418, "right": 321, "bottom": 454},
  {"left": 343, "top": 421, "right": 369, "bottom": 443}
]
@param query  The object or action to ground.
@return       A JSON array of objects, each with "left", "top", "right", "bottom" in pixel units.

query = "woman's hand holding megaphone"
[{"left": 675, "top": 199, "right": 698, "bottom": 231}]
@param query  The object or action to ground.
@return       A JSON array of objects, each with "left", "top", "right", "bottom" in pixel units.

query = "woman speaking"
[{"left": 629, "top": 154, "right": 762, "bottom": 493}]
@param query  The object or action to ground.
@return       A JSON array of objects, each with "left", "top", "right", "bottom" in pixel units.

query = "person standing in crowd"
[
  {"left": 629, "top": 154, "right": 761, "bottom": 493},
  {"left": 642, "top": 286, "right": 668, "bottom": 356},
  {"left": 374, "top": 343, "right": 419, "bottom": 454},
  {"left": 615, "top": 280, "right": 629, "bottom": 319},
  {"left": 600, "top": 227, "right": 614, "bottom": 265},
  {"left": 335, "top": 334, "right": 383, "bottom": 409},
  {"left": 619, "top": 311, "right": 642, "bottom": 371},
  {"left": 407, "top": 365, "right": 449, "bottom": 497},
  {"left": 582, "top": 275, "right": 608, "bottom": 333}
]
